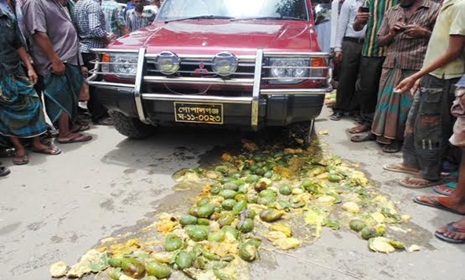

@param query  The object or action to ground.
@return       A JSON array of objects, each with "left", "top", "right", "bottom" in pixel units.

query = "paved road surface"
[{"left": 0, "top": 106, "right": 463, "bottom": 280}]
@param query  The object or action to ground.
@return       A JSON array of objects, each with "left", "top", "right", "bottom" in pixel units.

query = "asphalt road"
[{"left": 0, "top": 106, "right": 463, "bottom": 280}]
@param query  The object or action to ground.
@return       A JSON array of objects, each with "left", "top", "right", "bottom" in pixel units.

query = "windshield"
[{"left": 158, "top": 0, "right": 309, "bottom": 21}]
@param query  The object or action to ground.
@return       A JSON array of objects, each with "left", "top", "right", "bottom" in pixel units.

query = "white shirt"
[
  {"left": 330, "top": 0, "right": 340, "bottom": 50},
  {"left": 334, "top": 0, "right": 366, "bottom": 52}
]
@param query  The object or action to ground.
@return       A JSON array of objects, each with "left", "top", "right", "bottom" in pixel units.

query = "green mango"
[
  {"left": 217, "top": 212, "right": 236, "bottom": 227},
  {"left": 208, "top": 230, "right": 226, "bottom": 242},
  {"left": 259, "top": 189, "right": 277, "bottom": 198},
  {"left": 232, "top": 200, "right": 248, "bottom": 215},
  {"left": 279, "top": 185, "right": 292, "bottom": 195},
  {"left": 245, "top": 174, "right": 260, "bottom": 183},
  {"left": 221, "top": 225, "right": 239, "bottom": 240},
  {"left": 196, "top": 197, "right": 210, "bottom": 207},
  {"left": 175, "top": 251, "right": 193, "bottom": 269},
  {"left": 223, "top": 181, "right": 239, "bottom": 191},
  {"left": 197, "top": 218, "right": 210, "bottom": 225},
  {"left": 219, "top": 189, "right": 237, "bottom": 199},
  {"left": 179, "top": 214, "right": 198, "bottom": 226},
  {"left": 349, "top": 219, "right": 366, "bottom": 232},
  {"left": 121, "top": 258, "right": 145, "bottom": 279},
  {"left": 108, "top": 257, "right": 122, "bottom": 268},
  {"left": 236, "top": 218, "right": 254, "bottom": 233},
  {"left": 197, "top": 204, "right": 215, "bottom": 218},
  {"left": 238, "top": 241, "right": 258, "bottom": 262},
  {"left": 185, "top": 225, "right": 208, "bottom": 242},
  {"left": 210, "top": 183, "right": 223, "bottom": 195},
  {"left": 145, "top": 261, "right": 171, "bottom": 278},
  {"left": 259, "top": 209, "right": 284, "bottom": 222},
  {"left": 222, "top": 199, "right": 237, "bottom": 210},
  {"left": 164, "top": 234, "right": 183, "bottom": 252}
]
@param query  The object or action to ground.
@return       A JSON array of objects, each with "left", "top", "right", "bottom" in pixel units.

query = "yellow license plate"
[{"left": 174, "top": 102, "right": 223, "bottom": 124}]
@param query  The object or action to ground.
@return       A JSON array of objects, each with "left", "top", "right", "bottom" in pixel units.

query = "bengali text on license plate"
[{"left": 174, "top": 102, "right": 223, "bottom": 124}]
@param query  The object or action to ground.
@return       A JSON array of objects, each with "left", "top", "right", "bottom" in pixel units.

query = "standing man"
[
  {"left": 23, "top": 0, "right": 93, "bottom": 144},
  {"left": 330, "top": 0, "right": 366, "bottom": 121},
  {"left": 126, "top": 0, "right": 156, "bottom": 32},
  {"left": 101, "top": 0, "right": 129, "bottom": 38},
  {"left": 385, "top": 0, "right": 465, "bottom": 188},
  {"left": 74, "top": 0, "right": 114, "bottom": 126},
  {"left": 371, "top": 0, "right": 439, "bottom": 153},
  {"left": 349, "top": 0, "right": 398, "bottom": 141}
]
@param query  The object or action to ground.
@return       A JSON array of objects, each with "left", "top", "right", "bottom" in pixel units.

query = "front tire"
[{"left": 109, "top": 111, "right": 156, "bottom": 139}]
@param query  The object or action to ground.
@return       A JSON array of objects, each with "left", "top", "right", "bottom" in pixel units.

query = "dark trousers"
[
  {"left": 333, "top": 40, "right": 363, "bottom": 113},
  {"left": 358, "top": 56, "right": 385, "bottom": 126},
  {"left": 402, "top": 74, "right": 459, "bottom": 181},
  {"left": 82, "top": 52, "right": 109, "bottom": 123}
]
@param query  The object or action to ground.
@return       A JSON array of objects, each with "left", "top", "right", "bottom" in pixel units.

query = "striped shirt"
[
  {"left": 101, "top": 0, "right": 127, "bottom": 37},
  {"left": 361, "top": 0, "right": 398, "bottom": 57},
  {"left": 126, "top": 8, "right": 155, "bottom": 32},
  {"left": 73, "top": 0, "right": 107, "bottom": 53},
  {"left": 378, "top": 0, "right": 440, "bottom": 70}
]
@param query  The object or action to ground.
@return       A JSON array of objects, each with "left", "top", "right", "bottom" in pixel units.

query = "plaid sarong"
[
  {"left": 0, "top": 70, "right": 48, "bottom": 138},
  {"left": 43, "top": 64, "right": 83, "bottom": 125}
]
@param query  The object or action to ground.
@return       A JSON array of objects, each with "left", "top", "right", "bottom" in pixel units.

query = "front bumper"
[{"left": 88, "top": 48, "right": 332, "bottom": 130}]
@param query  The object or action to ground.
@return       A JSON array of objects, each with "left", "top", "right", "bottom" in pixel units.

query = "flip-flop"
[
  {"left": 57, "top": 133, "right": 92, "bottom": 144},
  {"left": 0, "top": 166, "right": 10, "bottom": 177},
  {"left": 71, "top": 124, "right": 91, "bottom": 133},
  {"left": 348, "top": 124, "right": 370, "bottom": 134},
  {"left": 31, "top": 145, "right": 62, "bottom": 155},
  {"left": 412, "top": 196, "right": 465, "bottom": 215},
  {"left": 434, "top": 222, "right": 465, "bottom": 244},
  {"left": 13, "top": 153, "right": 29, "bottom": 165},
  {"left": 432, "top": 182, "right": 457, "bottom": 196},
  {"left": 399, "top": 176, "right": 441, "bottom": 188},
  {"left": 350, "top": 132, "right": 375, "bottom": 142},
  {"left": 381, "top": 142, "right": 401, "bottom": 153},
  {"left": 94, "top": 117, "right": 114, "bottom": 126},
  {"left": 383, "top": 163, "right": 419, "bottom": 175}
]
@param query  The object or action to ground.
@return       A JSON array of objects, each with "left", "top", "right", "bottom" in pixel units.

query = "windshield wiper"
[
  {"left": 165, "top": 15, "right": 235, "bottom": 23},
  {"left": 233, "top": 16, "right": 303, "bottom": 21}
]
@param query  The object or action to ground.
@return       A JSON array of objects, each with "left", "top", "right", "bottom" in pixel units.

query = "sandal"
[
  {"left": 350, "top": 132, "right": 375, "bottom": 142},
  {"left": 432, "top": 182, "right": 457, "bottom": 196},
  {"left": 399, "top": 176, "right": 442, "bottom": 189},
  {"left": 71, "top": 124, "right": 91, "bottom": 133},
  {"left": 348, "top": 124, "right": 370, "bottom": 134},
  {"left": 13, "top": 153, "right": 29, "bottom": 165},
  {"left": 413, "top": 196, "right": 465, "bottom": 215},
  {"left": 383, "top": 163, "right": 419, "bottom": 175},
  {"left": 381, "top": 142, "right": 401, "bottom": 153},
  {"left": 57, "top": 133, "right": 92, "bottom": 144},
  {"left": 435, "top": 222, "right": 465, "bottom": 244},
  {"left": 31, "top": 145, "right": 62, "bottom": 155},
  {"left": 0, "top": 166, "right": 10, "bottom": 177}
]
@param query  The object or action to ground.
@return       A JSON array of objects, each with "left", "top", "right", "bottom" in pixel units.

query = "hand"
[
  {"left": 395, "top": 76, "right": 418, "bottom": 94},
  {"left": 391, "top": 21, "right": 406, "bottom": 35},
  {"left": 81, "top": 66, "right": 89, "bottom": 77},
  {"left": 51, "top": 60, "right": 65, "bottom": 76},
  {"left": 356, "top": 12, "right": 370, "bottom": 24},
  {"left": 27, "top": 68, "right": 38, "bottom": 84},
  {"left": 334, "top": 51, "right": 342, "bottom": 62},
  {"left": 404, "top": 24, "right": 428, "bottom": 38}
]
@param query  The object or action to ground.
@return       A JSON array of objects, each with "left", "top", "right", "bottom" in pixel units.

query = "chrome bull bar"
[{"left": 88, "top": 48, "right": 333, "bottom": 129}]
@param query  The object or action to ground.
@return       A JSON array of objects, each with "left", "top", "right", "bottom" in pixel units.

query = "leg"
[
  {"left": 82, "top": 53, "right": 110, "bottom": 124},
  {"left": 357, "top": 57, "right": 385, "bottom": 128},
  {"left": 9, "top": 136, "right": 29, "bottom": 165},
  {"left": 332, "top": 41, "right": 363, "bottom": 116}
]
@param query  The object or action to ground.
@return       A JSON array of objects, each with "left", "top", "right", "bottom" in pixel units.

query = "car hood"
[{"left": 111, "top": 20, "right": 320, "bottom": 55}]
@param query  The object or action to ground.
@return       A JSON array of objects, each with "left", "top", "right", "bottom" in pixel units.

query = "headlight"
[
  {"left": 111, "top": 54, "right": 138, "bottom": 77},
  {"left": 155, "top": 51, "right": 180, "bottom": 75},
  {"left": 212, "top": 52, "right": 238, "bottom": 77},
  {"left": 268, "top": 58, "right": 309, "bottom": 84}
]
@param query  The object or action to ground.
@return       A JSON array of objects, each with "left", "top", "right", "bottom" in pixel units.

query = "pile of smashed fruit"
[{"left": 50, "top": 143, "right": 421, "bottom": 280}]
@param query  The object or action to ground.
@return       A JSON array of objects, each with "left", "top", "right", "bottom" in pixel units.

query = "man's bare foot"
[{"left": 383, "top": 163, "right": 419, "bottom": 175}]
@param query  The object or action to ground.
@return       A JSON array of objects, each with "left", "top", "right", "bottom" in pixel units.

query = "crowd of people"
[
  {"left": 324, "top": 0, "right": 465, "bottom": 243},
  {"left": 0, "top": 0, "right": 159, "bottom": 174}
]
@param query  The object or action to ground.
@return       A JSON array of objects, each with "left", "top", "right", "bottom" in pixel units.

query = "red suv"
[{"left": 88, "top": 0, "right": 332, "bottom": 146}]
